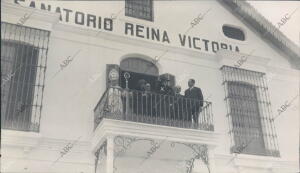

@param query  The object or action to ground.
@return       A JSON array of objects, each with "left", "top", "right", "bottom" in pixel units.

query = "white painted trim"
[
  {"left": 215, "top": 153, "right": 298, "bottom": 173},
  {"left": 1, "top": 130, "right": 92, "bottom": 153},
  {"left": 92, "top": 119, "right": 221, "bottom": 152},
  {"left": 1, "top": 129, "right": 42, "bottom": 148}
]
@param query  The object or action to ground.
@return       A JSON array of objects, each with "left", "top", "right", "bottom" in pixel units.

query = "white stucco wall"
[{"left": 1, "top": 0, "right": 299, "bottom": 172}]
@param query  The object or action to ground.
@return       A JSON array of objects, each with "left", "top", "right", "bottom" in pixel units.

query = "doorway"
[{"left": 120, "top": 57, "right": 159, "bottom": 91}]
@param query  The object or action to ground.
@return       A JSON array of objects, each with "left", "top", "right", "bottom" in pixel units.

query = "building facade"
[{"left": 1, "top": 0, "right": 299, "bottom": 173}]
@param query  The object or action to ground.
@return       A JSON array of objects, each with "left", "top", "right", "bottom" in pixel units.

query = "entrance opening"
[{"left": 120, "top": 57, "right": 159, "bottom": 91}]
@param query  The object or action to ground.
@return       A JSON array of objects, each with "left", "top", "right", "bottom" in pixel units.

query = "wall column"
[
  {"left": 106, "top": 135, "right": 115, "bottom": 173},
  {"left": 208, "top": 147, "right": 217, "bottom": 173}
]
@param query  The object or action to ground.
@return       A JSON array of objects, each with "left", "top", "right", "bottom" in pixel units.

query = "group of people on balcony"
[{"left": 131, "top": 77, "right": 204, "bottom": 124}]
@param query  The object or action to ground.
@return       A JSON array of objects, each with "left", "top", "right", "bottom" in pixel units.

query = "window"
[
  {"left": 227, "top": 82, "right": 266, "bottom": 155},
  {"left": 221, "top": 66, "right": 280, "bottom": 157},
  {"left": 120, "top": 57, "right": 159, "bottom": 90},
  {"left": 222, "top": 25, "right": 245, "bottom": 41},
  {"left": 125, "top": 0, "right": 153, "bottom": 21},
  {"left": 1, "top": 22, "right": 50, "bottom": 132}
]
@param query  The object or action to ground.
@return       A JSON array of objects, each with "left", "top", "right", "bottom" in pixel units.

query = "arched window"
[
  {"left": 120, "top": 57, "right": 158, "bottom": 76},
  {"left": 120, "top": 57, "right": 159, "bottom": 90}
]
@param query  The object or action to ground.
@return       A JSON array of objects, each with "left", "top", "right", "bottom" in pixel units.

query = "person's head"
[
  {"left": 160, "top": 76, "right": 170, "bottom": 87},
  {"left": 145, "top": 83, "right": 151, "bottom": 91},
  {"left": 162, "top": 80, "right": 168, "bottom": 87},
  {"left": 175, "top": 85, "right": 181, "bottom": 94},
  {"left": 138, "top": 79, "right": 146, "bottom": 90},
  {"left": 188, "top": 79, "right": 195, "bottom": 88}
]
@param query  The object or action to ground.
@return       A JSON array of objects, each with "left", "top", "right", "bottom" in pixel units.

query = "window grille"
[
  {"left": 125, "top": 0, "right": 153, "bottom": 21},
  {"left": 221, "top": 65, "right": 280, "bottom": 157},
  {"left": 1, "top": 22, "right": 50, "bottom": 132}
]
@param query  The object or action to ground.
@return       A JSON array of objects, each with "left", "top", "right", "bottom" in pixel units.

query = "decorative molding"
[
  {"left": 114, "top": 136, "right": 154, "bottom": 158},
  {"left": 1, "top": 130, "right": 42, "bottom": 149},
  {"left": 95, "top": 141, "right": 107, "bottom": 173},
  {"left": 92, "top": 119, "right": 220, "bottom": 153},
  {"left": 170, "top": 142, "right": 210, "bottom": 173},
  {"left": 113, "top": 135, "right": 156, "bottom": 172},
  {"left": 1, "top": 130, "right": 91, "bottom": 154},
  {"left": 215, "top": 153, "right": 299, "bottom": 172}
]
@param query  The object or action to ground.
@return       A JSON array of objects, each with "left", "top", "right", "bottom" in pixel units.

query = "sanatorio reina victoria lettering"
[{"left": 14, "top": 0, "right": 240, "bottom": 55}]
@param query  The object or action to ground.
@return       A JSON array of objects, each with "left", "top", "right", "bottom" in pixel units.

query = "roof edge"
[{"left": 218, "top": 0, "right": 300, "bottom": 70}]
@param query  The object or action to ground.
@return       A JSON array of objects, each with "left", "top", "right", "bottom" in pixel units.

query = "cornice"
[
  {"left": 92, "top": 119, "right": 221, "bottom": 152},
  {"left": 1, "top": 130, "right": 42, "bottom": 149},
  {"left": 38, "top": 137, "right": 92, "bottom": 153},
  {"left": 1, "top": 130, "right": 91, "bottom": 153}
]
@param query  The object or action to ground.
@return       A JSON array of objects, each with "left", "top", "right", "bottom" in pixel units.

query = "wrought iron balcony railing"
[{"left": 94, "top": 86, "right": 214, "bottom": 131}]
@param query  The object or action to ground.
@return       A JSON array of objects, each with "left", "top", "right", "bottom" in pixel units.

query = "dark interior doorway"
[
  {"left": 120, "top": 57, "right": 159, "bottom": 91},
  {"left": 120, "top": 70, "right": 158, "bottom": 91}
]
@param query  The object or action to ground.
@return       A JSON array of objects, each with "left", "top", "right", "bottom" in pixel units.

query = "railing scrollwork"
[
  {"left": 113, "top": 135, "right": 156, "bottom": 172},
  {"left": 170, "top": 142, "right": 210, "bottom": 173},
  {"left": 95, "top": 141, "right": 107, "bottom": 173}
]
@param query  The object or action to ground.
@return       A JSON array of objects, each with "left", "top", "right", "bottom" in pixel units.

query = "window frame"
[
  {"left": 227, "top": 81, "right": 267, "bottom": 156},
  {"left": 1, "top": 22, "right": 50, "bottom": 132},
  {"left": 222, "top": 24, "right": 246, "bottom": 41},
  {"left": 125, "top": 0, "right": 154, "bottom": 21},
  {"left": 221, "top": 65, "right": 280, "bottom": 157}
]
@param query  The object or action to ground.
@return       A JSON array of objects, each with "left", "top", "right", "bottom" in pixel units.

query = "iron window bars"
[
  {"left": 125, "top": 0, "right": 153, "bottom": 21},
  {"left": 1, "top": 22, "right": 50, "bottom": 132},
  {"left": 221, "top": 65, "right": 280, "bottom": 157}
]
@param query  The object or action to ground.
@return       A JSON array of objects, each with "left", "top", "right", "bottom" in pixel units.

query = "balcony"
[
  {"left": 93, "top": 87, "right": 217, "bottom": 173},
  {"left": 94, "top": 86, "right": 214, "bottom": 131}
]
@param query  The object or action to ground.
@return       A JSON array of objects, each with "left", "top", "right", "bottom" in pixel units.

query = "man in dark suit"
[
  {"left": 184, "top": 79, "right": 204, "bottom": 125},
  {"left": 155, "top": 76, "right": 174, "bottom": 121}
]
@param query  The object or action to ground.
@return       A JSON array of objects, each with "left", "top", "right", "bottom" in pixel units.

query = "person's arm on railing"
[{"left": 198, "top": 88, "right": 204, "bottom": 107}]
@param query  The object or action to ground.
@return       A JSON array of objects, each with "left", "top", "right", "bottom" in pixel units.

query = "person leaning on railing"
[{"left": 184, "top": 79, "right": 204, "bottom": 126}]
